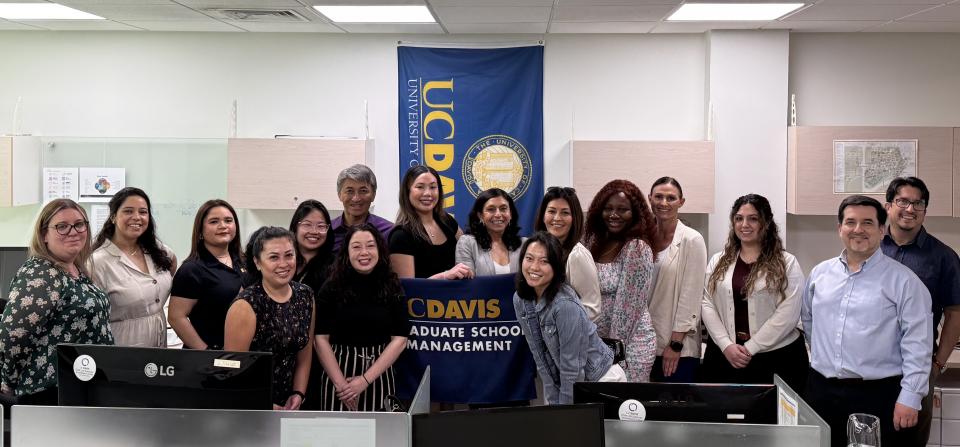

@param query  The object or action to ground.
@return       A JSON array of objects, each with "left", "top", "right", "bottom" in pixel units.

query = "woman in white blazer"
[
  {"left": 648, "top": 177, "right": 707, "bottom": 383},
  {"left": 700, "top": 194, "right": 808, "bottom": 391},
  {"left": 533, "top": 186, "right": 601, "bottom": 322}
]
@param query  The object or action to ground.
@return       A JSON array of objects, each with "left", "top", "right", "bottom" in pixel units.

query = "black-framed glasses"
[
  {"left": 297, "top": 221, "right": 330, "bottom": 234},
  {"left": 50, "top": 221, "right": 89, "bottom": 235},
  {"left": 893, "top": 198, "right": 926, "bottom": 211}
]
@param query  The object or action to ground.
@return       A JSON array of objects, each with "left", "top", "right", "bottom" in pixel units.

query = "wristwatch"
[
  {"left": 934, "top": 358, "right": 948, "bottom": 374},
  {"left": 669, "top": 340, "right": 684, "bottom": 353}
]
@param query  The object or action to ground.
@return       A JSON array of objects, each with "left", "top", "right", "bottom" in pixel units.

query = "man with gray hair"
[{"left": 330, "top": 164, "right": 394, "bottom": 251}]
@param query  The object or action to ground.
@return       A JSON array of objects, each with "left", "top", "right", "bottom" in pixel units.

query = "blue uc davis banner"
[
  {"left": 398, "top": 46, "right": 544, "bottom": 232},
  {"left": 394, "top": 274, "right": 537, "bottom": 404}
]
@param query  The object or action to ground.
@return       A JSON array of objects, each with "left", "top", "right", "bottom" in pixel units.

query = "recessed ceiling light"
[
  {"left": 313, "top": 5, "right": 435, "bottom": 23},
  {"left": 668, "top": 3, "right": 804, "bottom": 21},
  {"left": 0, "top": 3, "right": 104, "bottom": 20}
]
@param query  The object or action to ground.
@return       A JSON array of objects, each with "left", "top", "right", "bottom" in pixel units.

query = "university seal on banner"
[{"left": 462, "top": 134, "right": 534, "bottom": 198}]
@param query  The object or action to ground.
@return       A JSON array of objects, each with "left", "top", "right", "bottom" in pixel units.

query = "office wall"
[{"left": 787, "top": 33, "right": 960, "bottom": 273}]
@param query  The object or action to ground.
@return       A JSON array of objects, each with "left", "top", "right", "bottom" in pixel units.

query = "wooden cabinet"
[
  {"left": 787, "top": 126, "right": 954, "bottom": 217},
  {"left": 571, "top": 140, "right": 715, "bottom": 213},
  {"left": 227, "top": 138, "right": 372, "bottom": 210},
  {"left": 0, "top": 136, "right": 40, "bottom": 207}
]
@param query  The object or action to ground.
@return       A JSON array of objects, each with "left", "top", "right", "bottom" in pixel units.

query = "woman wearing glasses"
[
  {"left": 90, "top": 187, "right": 177, "bottom": 348},
  {"left": 646, "top": 177, "right": 707, "bottom": 383},
  {"left": 0, "top": 199, "right": 114, "bottom": 404},
  {"left": 533, "top": 186, "right": 601, "bottom": 322}
]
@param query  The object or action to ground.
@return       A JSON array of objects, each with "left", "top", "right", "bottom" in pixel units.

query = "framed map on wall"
[{"left": 833, "top": 139, "right": 918, "bottom": 194}]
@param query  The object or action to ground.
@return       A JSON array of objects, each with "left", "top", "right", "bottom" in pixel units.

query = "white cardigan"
[
  {"left": 566, "top": 242, "right": 601, "bottom": 322},
  {"left": 701, "top": 250, "right": 804, "bottom": 355},
  {"left": 648, "top": 222, "right": 707, "bottom": 357}
]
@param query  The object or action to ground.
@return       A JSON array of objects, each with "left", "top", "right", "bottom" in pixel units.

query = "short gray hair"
[{"left": 336, "top": 164, "right": 378, "bottom": 193}]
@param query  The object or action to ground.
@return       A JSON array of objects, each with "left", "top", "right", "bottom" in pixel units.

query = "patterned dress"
[
  {"left": 595, "top": 239, "right": 657, "bottom": 382},
  {"left": 0, "top": 257, "right": 115, "bottom": 397},
  {"left": 236, "top": 281, "right": 314, "bottom": 406}
]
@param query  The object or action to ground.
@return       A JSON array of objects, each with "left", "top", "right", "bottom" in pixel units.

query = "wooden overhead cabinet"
[{"left": 0, "top": 136, "right": 41, "bottom": 207}]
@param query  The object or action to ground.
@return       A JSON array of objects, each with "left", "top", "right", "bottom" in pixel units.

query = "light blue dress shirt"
[{"left": 801, "top": 247, "right": 933, "bottom": 410}]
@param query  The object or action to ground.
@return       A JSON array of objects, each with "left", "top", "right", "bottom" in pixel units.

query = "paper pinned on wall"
[
  {"left": 280, "top": 418, "right": 376, "bottom": 447},
  {"left": 78, "top": 167, "right": 125, "bottom": 203},
  {"left": 42, "top": 167, "right": 80, "bottom": 203},
  {"left": 91, "top": 204, "right": 110, "bottom": 234}
]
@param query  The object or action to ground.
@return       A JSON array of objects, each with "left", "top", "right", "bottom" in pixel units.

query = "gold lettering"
[
  {"left": 422, "top": 80, "right": 454, "bottom": 110},
  {"left": 423, "top": 111, "right": 454, "bottom": 140}
]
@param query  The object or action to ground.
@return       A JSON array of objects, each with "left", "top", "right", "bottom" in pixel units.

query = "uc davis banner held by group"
[
  {"left": 394, "top": 274, "right": 537, "bottom": 404},
  {"left": 398, "top": 45, "right": 544, "bottom": 230}
]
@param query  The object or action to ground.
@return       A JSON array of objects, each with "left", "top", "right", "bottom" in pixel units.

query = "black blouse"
[
  {"left": 170, "top": 245, "right": 245, "bottom": 349},
  {"left": 315, "top": 272, "right": 411, "bottom": 347},
  {"left": 388, "top": 214, "right": 459, "bottom": 278},
  {"left": 732, "top": 256, "right": 754, "bottom": 339}
]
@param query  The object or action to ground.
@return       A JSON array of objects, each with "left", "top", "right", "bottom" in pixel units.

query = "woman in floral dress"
[
  {"left": 0, "top": 199, "right": 114, "bottom": 404},
  {"left": 585, "top": 180, "right": 658, "bottom": 382}
]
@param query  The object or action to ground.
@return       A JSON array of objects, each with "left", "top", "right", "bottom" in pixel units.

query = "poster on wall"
[
  {"left": 42, "top": 167, "right": 80, "bottom": 203},
  {"left": 833, "top": 140, "right": 917, "bottom": 194},
  {"left": 398, "top": 45, "right": 544, "bottom": 232},
  {"left": 78, "top": 167, "right": 126, "bottom": 203}
]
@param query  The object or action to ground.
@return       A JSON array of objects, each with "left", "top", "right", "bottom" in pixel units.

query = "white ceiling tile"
[
  {"left": 549, "top": 21, "right": 657, "bottom": 33},
  {"left": 650, "top": 21, "right": 764, "bottom": 33},
  {"left": 556, "top": 0, "right": 679, "bottom": 4},
  {"left": 64, "top": 5, "right": 213, "bottom": 21},
  {"left": 338, "top": 22, "right": 444, "bottom": 33},
  {"left": 434, "top": 6, "right": 550, "bottom": 23},
  {"left": 784, "top": 4, "right": 934, "bottom": 21},
  {"left": 810, "top": 0, "right": 941, "bottom": 4},
  {"left": 55, "top": 0, "right": 173, "bottom": 4},
  {"left": 866, "top": 20, "right": 960, "bottom": 31},
  {"left": 899, "top": 4, "right": 960, "bottom": 21},
  {"left": 443, "top": 22, "right": 547, "bottom": 33},
  {"left": 10, "top": 19, "right": 142, "bottom": 30},
  {"left": 224, "top": 20, "right": 343, "bottom": 32},
  {"left": 553, "top": 5, "right": 674, "bottom": 22},
  {"left": 430, "top": 0, "right": 554, "bottom": 5},
  {"left": 0, "top": 19, "right": 44, "bottom": 29},
  {"left": 762, "top": 20, "right": 884, "bottom": 32},
  {"left": 120, "top": 20, "right": 242, "bottom": 31},
  {"left": 174, "top": 0, "right": 306, "bottom": 7}
]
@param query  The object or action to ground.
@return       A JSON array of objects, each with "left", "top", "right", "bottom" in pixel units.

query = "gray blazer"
[{"left": 455, "top": 234, "right": 524, "bottom": 276}]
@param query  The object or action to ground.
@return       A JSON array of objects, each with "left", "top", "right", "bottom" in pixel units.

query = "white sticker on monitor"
[
  {"left": 214, "top": 359, "right": 241, "bottom": 369},
  {"left": 618, "top": 399, "right": 646, "bottom": 422},
  {"left": 73, "top": 354, "right": 97, "bottom": 382}
]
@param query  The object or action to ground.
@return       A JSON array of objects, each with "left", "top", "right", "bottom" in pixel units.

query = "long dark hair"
[
  {"left": 244, "top": 226, "right": 296, "bottom": 285},
  {"left": 584, "top": 179, "right": 657, "bottom": 260},
  {"left": 323, "top": 223, "right": 403, "bottom": 305},
  {"left": 186, "top": 199, "right": 243, "bottom": 263},
  {"left": 706, "top": 194, "right": 788, "bottom": 302},
  {"left": 467, "top": 188, "right": 522, "bottom": 251},
  {"left": 93, "top": 187, "right": 174, "bottom": 272},
  {"left": 288, "top": 199, "right": 334, "bottom": 272},
  {"left": 533, "top": 186, "right": 584, "bottom": 259},
  {"left": 395, "top": 165, "right": 454, "bottom": 242},
  {"left": 514, "top": 232, "right": 567, "bottom": 303}
]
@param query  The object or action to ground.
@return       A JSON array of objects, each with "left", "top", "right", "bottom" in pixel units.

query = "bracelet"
[
  {"left": 362, "top": 375, "right": 370, "bottom": 385},
  {"left": 934, "top": 358, "right": 947, "bottom": 373},
  {"left": 290, "top": 390, "right": 306, "bottom": 401}
]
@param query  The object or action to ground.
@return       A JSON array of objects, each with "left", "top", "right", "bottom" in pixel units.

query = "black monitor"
[
  {"left": 413, "top": 404, "right": 606, "bottom": 447},
  {"left": 574, "top": 381, "right": 777, "bottom": 424},
  {"left": 57, "top": 344, "right": 273, "bottom": 410}
]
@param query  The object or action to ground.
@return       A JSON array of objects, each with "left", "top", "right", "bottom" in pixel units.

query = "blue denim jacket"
[{"left": 514, "top": 284, "right": 614, "bottom": 405}]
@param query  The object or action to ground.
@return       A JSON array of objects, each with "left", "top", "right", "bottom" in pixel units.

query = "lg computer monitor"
[
  {"left": 574, "top": 381, "right": 777, "bottom": 424},
  {"left": 413, "top": 404, "right": 606, "bottom": 447},
  {"left": 57, "top": 344, "right": 273, "bottom": 410}
]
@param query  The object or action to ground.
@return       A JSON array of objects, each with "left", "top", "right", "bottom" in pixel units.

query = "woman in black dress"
[
  {"left": 389, "top": 165, "right": 473, "bottom": 280},
  {"left": 316, "top": 223, "right": 410, "bottom": 411},
  {"left": 224, "top": 226, "right": 314, "bottom": 410}
]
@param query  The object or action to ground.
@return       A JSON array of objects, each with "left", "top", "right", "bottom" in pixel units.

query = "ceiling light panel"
[
  {"left": 0, "top": 3, "right": 105, "bottom": 20},
  {"left": 313, "top": 5, "right": 435, "bottom": 23},
  {"left": 668, "top": 3, "right": 805, "bottom": 21}
]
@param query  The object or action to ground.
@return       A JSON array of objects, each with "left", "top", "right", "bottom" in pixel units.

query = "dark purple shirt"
[
  {"left": 330, "top": 213, "right": 394, "bottom": 253},
  {"left": 881, "top": 226, "right": 960, "bottom": 346}
]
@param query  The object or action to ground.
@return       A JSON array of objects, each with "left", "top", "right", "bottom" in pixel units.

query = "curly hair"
[
  {"left": 584, "top": 179, "right": 657, "bottom": 260},
  {"left": 467, "top": 188, "right": 523, "bottom": 251},
  {"left": 706, "top": 194, "right": 788, "bottom": 302}
]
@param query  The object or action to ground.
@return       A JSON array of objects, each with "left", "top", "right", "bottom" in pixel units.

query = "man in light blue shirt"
[{"left": 802, "top": 195, "right": 932, "bottom": 447}]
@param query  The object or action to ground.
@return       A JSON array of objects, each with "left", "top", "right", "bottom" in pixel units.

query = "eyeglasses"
[
  {"left": 893, "top": 198, "right": 926, "bottom": 211},
  {"left": 50, "top": 221, "right": 89, "bottom": 235},
  {"left": 298, "top": 221, "right": 330, "bottom": 233}
]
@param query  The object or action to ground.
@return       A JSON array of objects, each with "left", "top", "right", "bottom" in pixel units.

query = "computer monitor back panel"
[
  {"left": 57, "top": 344, "right": 272, "bottom": 410},
  {"left": 413, "top": 404, "right": 606, "bottom": 447},
  {"left": 574, "top": 382, "right": 777, "bottom": 424}
]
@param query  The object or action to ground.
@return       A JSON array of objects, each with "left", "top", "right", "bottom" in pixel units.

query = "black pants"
[
  {"left": 700, "top": 335, "right": 808, "bottom": 392},
  {"left": 804, "top": 369, "right": 921, "bottom": 447}
]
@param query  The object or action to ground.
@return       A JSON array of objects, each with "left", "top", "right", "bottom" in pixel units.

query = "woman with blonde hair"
[{"left": 0, "top": 199, "right": 114, "bottom": 404}]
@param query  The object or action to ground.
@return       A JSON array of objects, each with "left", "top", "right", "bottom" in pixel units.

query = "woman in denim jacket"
[{"left": 513, "top": 232, "right": 626, "bottom": 405}]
